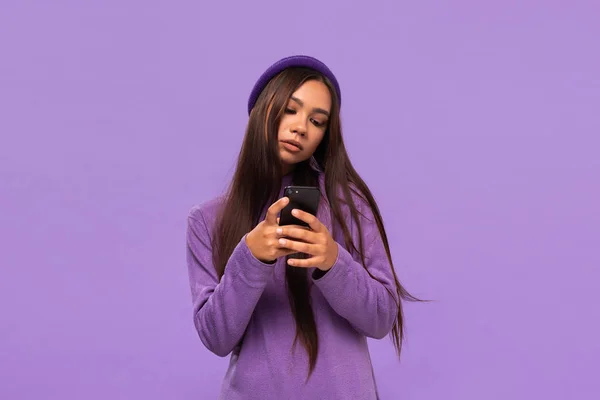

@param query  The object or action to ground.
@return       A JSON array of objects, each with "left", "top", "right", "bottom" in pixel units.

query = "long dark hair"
[{"left": 212, "top": 67, "right": 420, "bottom": 377}]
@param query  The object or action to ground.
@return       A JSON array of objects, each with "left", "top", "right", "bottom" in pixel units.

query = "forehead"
[{"left": 290, "top": 80, "right": 332, "bottom": 111}]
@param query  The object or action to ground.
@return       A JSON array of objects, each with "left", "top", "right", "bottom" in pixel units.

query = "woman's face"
[{"left": 277, "top": 79, "right": 332, "bottom": 172}]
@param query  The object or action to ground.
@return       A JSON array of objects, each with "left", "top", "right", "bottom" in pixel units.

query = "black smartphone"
[
  {"left": 279, "top": 186, "right": 321, "bottom": 259},
  {"left": 279, "top": 186, "right": 321, "bottom": 227}
]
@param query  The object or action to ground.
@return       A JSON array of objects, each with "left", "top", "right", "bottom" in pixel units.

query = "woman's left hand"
[{"left": 276, "top": 209, "right": 338, "bottom": 271}]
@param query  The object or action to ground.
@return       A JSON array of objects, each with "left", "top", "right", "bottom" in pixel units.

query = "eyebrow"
[{"left": 290, "top": 96, "right": 330, "bottom": 117}]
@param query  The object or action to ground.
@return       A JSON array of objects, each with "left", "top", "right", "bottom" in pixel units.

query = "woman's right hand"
[{"left": 245, "top": 197, "right": 298, "bottom": 263}]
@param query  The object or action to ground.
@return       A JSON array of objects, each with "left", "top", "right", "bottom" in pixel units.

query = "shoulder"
[
  {"left": 348, "top": 182, "right": 368, "bottom": 207},
  {"left": 320, "top": 175, "right": 377, "bottom": 239},
  {"left": 187, "top": 195, "right": 226, "bottom": 234},
  {"left": 333, "top": 179, "right": 373, "bottom": 222}
]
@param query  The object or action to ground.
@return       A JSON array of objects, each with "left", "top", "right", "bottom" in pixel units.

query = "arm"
[
  {"left": 186, "top": 207, "right": 274, "bottom": 356},
  {"left": 312, "top": 200, "right": 399, "bottom": 339}
]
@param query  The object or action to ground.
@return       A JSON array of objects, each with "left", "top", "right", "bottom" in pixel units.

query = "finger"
[
  {"left": 278, "top": 226, "right": 320, "bottom": 243},
  {"left": 289, "top": 209, "right": 323, "bottom": 232},
  {"left": 266, "top": 197, "right": 289, "bottom": 225},
  {"left": 274, "top": 236, "right": 303, "bottom": 252},
  {"left": 275, "top": 248, "right": 299, "bottom": 258},
  {"left": 278, "top": 238, "right": 319, "bottom": 256},
  {"left": 286, "top": 256, "right": 322, "bottom": 268},
  {"left": 275, "top": 224, "right": 309, "bottom": 237}
]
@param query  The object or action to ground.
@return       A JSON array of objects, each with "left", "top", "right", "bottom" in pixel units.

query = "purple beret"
[{"left": 247, "top": 55, "right": 341, "bottom": 115}]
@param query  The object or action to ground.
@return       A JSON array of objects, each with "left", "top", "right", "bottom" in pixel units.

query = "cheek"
[{"left": 276, "top": 116, "right": 291, "bottom": 139}]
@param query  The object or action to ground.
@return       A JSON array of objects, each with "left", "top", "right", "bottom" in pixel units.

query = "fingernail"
[
  {"left": 279, "top": 238, "right": 286, "bottom": 245},
  {"left": 292, "top": 209, "right": 298, "bottom": 216},
  {"left": 276, "top": 228, "right": 282, "bottom": 235}
]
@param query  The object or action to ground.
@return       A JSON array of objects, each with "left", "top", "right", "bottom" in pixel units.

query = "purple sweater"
[{"left": 186, "top": 173, "right": 399, "bottom": 399}]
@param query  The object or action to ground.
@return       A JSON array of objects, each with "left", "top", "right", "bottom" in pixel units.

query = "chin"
[{"left": 279, "top": 151, "right": 307, "bottom": 166}]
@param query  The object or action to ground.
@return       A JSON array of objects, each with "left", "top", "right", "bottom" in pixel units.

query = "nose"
[{"left": 291, "top": 118, "right": 307, "bottom": 137}]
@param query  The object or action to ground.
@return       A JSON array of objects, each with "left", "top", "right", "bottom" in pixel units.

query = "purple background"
[{"left": 1, "top": 1, "right": 599, "bottom": 399}]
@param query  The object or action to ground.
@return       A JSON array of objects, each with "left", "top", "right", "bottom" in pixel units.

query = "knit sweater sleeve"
[
  {"left": 312, "top": 196, "right": 399, "bottom": 339},
  {"left": 186, "top": 206, "right": 274, "bottom": 356}
]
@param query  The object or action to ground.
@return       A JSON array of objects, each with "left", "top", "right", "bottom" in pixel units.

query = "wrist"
[
  {"left": 312, "top": 268, "right": 329, "bottom": 279},
  {"left": 244, "top": 233, "right": 276, "bottom": 264},
  {"left": 319, "top": 241, "right": 339, "bottom": 271}
]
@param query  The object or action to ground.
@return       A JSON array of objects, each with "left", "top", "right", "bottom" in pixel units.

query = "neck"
[{"left": 282, "top": 163, "right": 295, "bottom": 176}]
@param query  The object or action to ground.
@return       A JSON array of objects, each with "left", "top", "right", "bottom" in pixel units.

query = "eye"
[
  {"left": 285, "top": 108, "right": 296, "bottom": 114},
  {"left": 311, "top": 118, "right": 326, "bottom": 127}
]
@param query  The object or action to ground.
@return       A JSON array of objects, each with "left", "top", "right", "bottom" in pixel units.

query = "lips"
[{"left": 281, "top": 139, "right": 303, "bottom": 151}]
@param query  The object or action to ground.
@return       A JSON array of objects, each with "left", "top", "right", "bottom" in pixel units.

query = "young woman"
[{"left": 186, "top": 55, "right": 417, "bottom": 399}]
